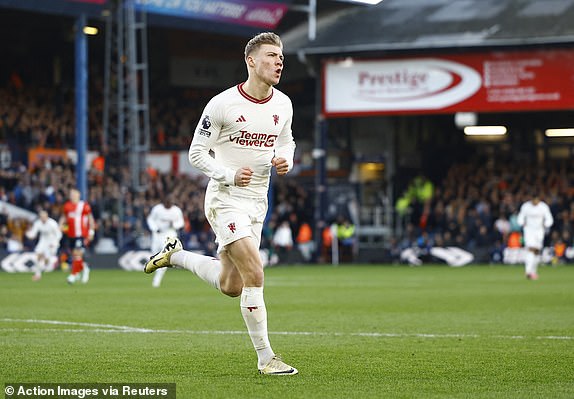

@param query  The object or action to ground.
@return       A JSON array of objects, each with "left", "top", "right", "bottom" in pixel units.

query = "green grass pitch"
[{"left": 1, "top": 264, "right": 573, "bottom": 398}]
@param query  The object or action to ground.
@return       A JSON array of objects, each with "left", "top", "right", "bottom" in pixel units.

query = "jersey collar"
[{"left": 237, "top": 82, "right": 273, "bottom": 104}]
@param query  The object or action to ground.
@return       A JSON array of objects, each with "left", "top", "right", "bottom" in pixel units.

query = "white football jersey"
[
  {"left": 189, "top": 83, "right": 296, "bottom": 198},
  {"left": 517, "top": 200, "right": 554, "bottom": 231},
  {"left": 147, "top": 204, "right": 185, "bottom": 235},
  {"left": 517, "top": 199, "right": 553, "bottom": 249},
  {"left": 26, "top": 217, "right": 62, "bottom": 247}
]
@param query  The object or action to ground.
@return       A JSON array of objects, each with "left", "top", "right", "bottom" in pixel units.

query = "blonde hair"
[{"left": 244, "top": 32, "right": 282, "bottom": 57}]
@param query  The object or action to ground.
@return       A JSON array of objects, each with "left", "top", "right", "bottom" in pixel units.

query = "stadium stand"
[
  {"left": 1, "top": 1, "right": 574, "bottom": 265},
  {"left": 0, "top": 94, "right": 315, "bottom": 260},
  {"left": 391, "top": 159, "right": 574, "bottom": 265},
  {"left": 1, "top": 77, "right": 573, "bottom": 264}
]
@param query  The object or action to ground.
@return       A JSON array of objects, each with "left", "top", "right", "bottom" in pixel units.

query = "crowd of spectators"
[
  {"left": 3, "top": 82, "right": 574, "bottom": 265},
  {"left": 0, "top": 80, "right": 220, "bottom": 160},
  {"left": 0, "top": 156, "right": 316, "bottom": 263},
  {"left": 0, "top": 81, "right": 312, "bottom": 259},
  {"left": 392, "top": 160, "right": 574, "bottom": 264},
  {"left": 0, "top": 156, "right": 216, "bottom": 254},
  {"left": 1, "top": 86, "right": 77, "bottom": 163}
]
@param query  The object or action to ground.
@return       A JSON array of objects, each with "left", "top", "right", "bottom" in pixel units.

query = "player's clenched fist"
[
  {"left": 272, "top": 157, "right": 289, "bottom": 176},
  {"left": 235, "top": 167, "right": 254, "bottom": 187}
]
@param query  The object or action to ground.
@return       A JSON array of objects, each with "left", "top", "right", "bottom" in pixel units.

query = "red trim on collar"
[{"left": 237, "top": 82, "right": 273, "bottom": 104}]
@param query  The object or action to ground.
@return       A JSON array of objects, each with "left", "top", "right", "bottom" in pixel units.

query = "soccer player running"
[
  {"left": 60, "top": 188, "right": 96, "bottom": 284},
  {"left": 144, "top": 32, "right": 298, "bottom": 375},
  {"left": 517, "top": 190, "right": 554, "bottom": 280},
  {"left": 26, "top": 210, "right": 62, "bottom": 281},
  {"left": 146, "top": 195, "right": 185, "bottom": 288}
]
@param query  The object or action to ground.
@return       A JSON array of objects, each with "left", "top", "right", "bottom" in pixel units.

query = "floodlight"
[
  {"left": 545, "top": 128, "right": 574, "bottom": 137},
  {"left": 83, "top": 26, "right": 98, "bottom": 35},
  {"left": 463, "top": 126, "right": 507, "bottom": 136}
]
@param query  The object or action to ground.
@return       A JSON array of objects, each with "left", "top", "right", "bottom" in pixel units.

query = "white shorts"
[
  {"left": 35, "top": 241, "right": 59, "bottom": 258},
  {"left": 204, "top": 184, "right": 267, "bottom": 253},
  {"left": 523, "top": 228, "right": 544, "bottom": 250}
]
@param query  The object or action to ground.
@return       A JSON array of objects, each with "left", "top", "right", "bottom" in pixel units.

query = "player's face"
[
  {"left": 250, "top": 44, "right": 284, "bottom": 87},
  {"left": 70, "top": 189, "right": 80, "bottom": 203}
]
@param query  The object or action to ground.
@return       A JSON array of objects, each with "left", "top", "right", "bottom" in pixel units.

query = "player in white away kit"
[
  {"left": 144, "top": 32, "right": 298, "bottom": 375},
  {"left": 517, "top": 192, "right": 554, "bottom": 280},
  {"left": 26, "top": 210, "right": 62, "bottom": 281},
  {"left": 146, "top": 196, "right": 185, "bottom": 288}
]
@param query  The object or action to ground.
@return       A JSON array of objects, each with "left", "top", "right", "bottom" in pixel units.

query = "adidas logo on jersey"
[{"left": 236, "top": 115, "right": 246, "bottom": 122}]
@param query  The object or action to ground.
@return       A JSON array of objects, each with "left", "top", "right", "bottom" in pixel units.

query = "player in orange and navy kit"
[{"left": 59, "top": 188, "right": 96, "bottom": 284}]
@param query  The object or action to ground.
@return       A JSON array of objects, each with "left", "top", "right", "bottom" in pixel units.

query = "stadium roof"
[
  {"left": 0, "top": 0, "right": 360, "bottom": 37},
  {"left": 0, "top": 0, "right": 289, "bottom": 36},
  {"left": 282, "top": 0, "right": 574, "bottom": 57}
]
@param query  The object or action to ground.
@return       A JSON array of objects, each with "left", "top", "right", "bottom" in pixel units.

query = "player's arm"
[
  {"left": 87, "top": 211, "right": 96, "bottom": 241},
  {"left": 25, "top": 220, "right": 39, "bottom": 240},
  {"left": 173, "top": 208, "right": 186, "bottom": 231},
  {"left": 146, "top": 208, "right": 160, "bottom": 233},
  {"left": 49, "top": 219, "right": 63, "bottom": 247},
  {"left": 58, "top": 213, "right": 67, "bottom": 232},
  {"left": 544, "top": 205, "right": 554, "bottom": 229},
  {"left": 516, "top": 205, "right": 526, "bottom": 227},
  {"left": 272, "top": 103, "right": 296, "bottom": 176},
  {"left": 188, "top": 98, "right": 236, "bottom": 186},
  {"left": 52, "top": 220, "right": 63, "bottom": 242}
]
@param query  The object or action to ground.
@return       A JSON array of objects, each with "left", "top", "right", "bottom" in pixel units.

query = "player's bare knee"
[
  {"left": 224, "top": 287, "right": 242, "bottom": 298},
  {"left": 220, "top": 282, "right": 242, "bottom": 297},
  {"left": 242, "top": 268, "right": 264, "bottom": 287}
]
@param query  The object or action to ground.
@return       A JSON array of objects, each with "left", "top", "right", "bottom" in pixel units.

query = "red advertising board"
[{"left": 323, "top": 49, "right": 574, "bottom": 117}]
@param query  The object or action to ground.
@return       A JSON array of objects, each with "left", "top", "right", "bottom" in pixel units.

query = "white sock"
[
  {"left": 525, "top": 251, "right": 536, "bottom": 275},
  {"left": 170, "top": 250, "right": 221, "bottom": 290},
  {"left": 524, "top": 250, "right": 534, "bottom": 276},
  {"left": 240, "top": 286, "right": 274, "bottom": 369},
  {"left": 531, "top": 254, "right": 540, "bottom": 275},
  {"left": 152, "top": 267, "right": 167, "bottom": 287},
  {"left": 81, "top": 264, "right": 90, "bottom": 284},
  {"left": 34, "top": 259, "right": 45, "bottom": 278}
]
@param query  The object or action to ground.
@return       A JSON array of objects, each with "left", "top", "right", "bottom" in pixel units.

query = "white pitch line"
[
  {"left": 1, "top": 318, "right": 572, "bottom": 340},
  {"left": 0, "top": 328, "right": 145, "bottom": 334},
  {"left": 0, "top": 318, "right": 153, "bottom": 332}
]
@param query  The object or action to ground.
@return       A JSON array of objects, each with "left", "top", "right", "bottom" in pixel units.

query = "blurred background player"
[
  {"left": 25, "top": 210, "right": 62, "bottom": 281},
  {"left": 59, "top": 188, "right": 96, "bottom": 284},
  {"left": 517, "top": 191, "right": 554, "bottom": 280},
  {"left": 146, "top": 195, "right": 185, "bottom": 288}
]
